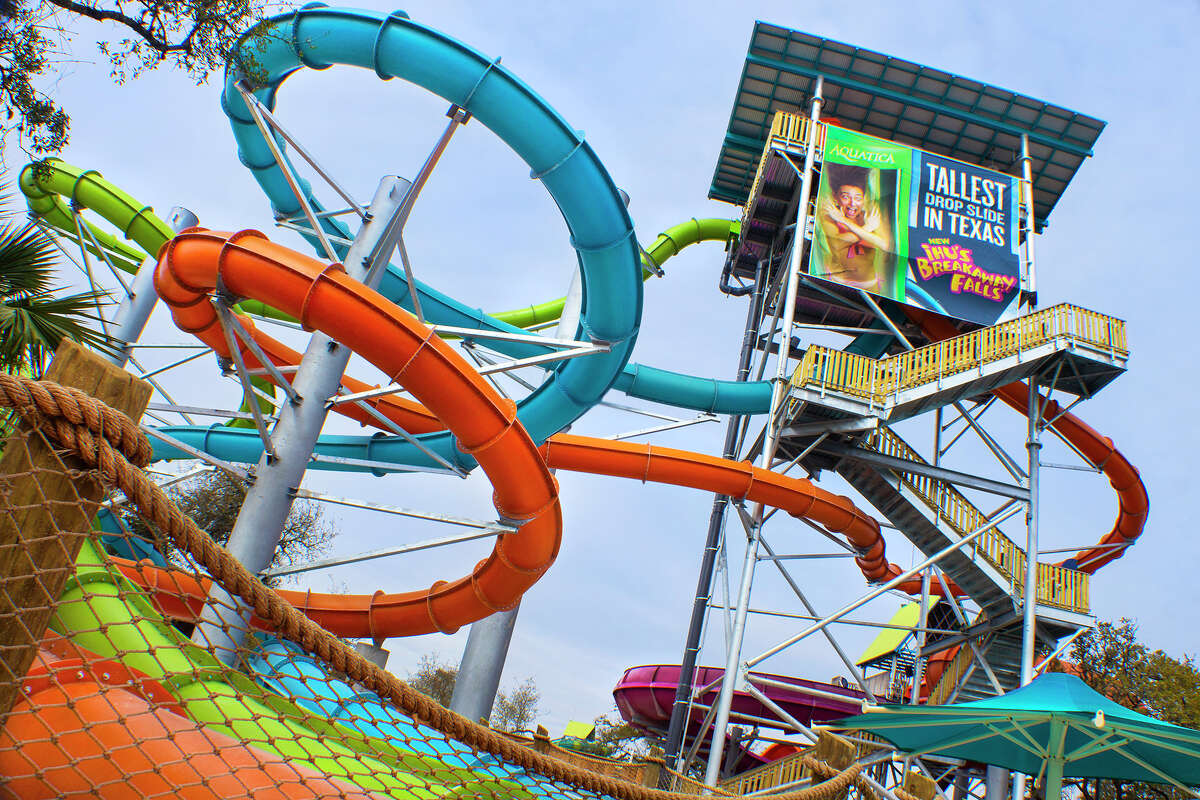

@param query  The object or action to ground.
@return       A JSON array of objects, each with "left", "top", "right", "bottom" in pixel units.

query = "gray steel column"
[
  {"left": 449, "top": 600, "right": 521, "bottom": 724},
  {"left": 1020, "top": 135, "right": 1038, "bottom": 306},
  {"left": 104, "top": 207, "right": 196, "bottom": 368},
  {"left": 662, "top": 261, "right": 766, "bottom": 772},
  {"left": 703, "top": 515, "right": 762, "bottom": 786},
  {"left": 1012, "top": 379, "right": 1042, "bottom": 800},
  {"left": 911, "top": 568, "right": 931, "bottom": 703},
  {"left": 703, "top": 74, "right": 824, "bottom": 787},
  {"left": 986, "top": 765, "right": 1010, "bottom": 800},
  {"left": 1020, "top": 379, "right": 1042, "bottom": 684},
  {"left": 192, "top": 177, "right": 411, "bottom": 659},
  {"left": 449, "top": 258, "right": 586, "bottom": 722}
]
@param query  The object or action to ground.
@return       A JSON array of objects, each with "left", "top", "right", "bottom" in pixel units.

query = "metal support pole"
[
  {"left": 449, "top": 257, "right": 585, "bottom": 721},
  {"left": 1012, "top": 379, "right": 1043, "bottom": 800},
  {"left": 912, "top": 568, "right": 932, "bottom": 704},
  {"left": 1021, "top": 134, "right": 1037, "bottom": 307},
  {"left": 192, "top": 177, "right": 412, "bottom": 660},
  {"left": 663, "top": 261, "right": 766, "bottom": 771},
  {"left": 703, "top": 75, "right": 824, "bottom": 786},
  {"left": 1020, "top": 379, "right": 1042, "bottom": 684},
  {"left": 449, "top": 600, "right": 520, "bottom": 724},
  {"left": 986, "top": 765, "right": 1010, "bottom": 800},
  {"left": 703, "top": 515, "right": 763, "bottom": 787},
  {"left": 105, "top": 207, "right": 196, "bottom": 367}
]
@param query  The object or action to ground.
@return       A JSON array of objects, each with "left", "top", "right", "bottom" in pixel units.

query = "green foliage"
[
  {"left": 0, "top": 3, "right": 67, "bottom": 154},
  {"left": 0, "top": 186, "right": 114, "bottom": 375},
  {"left": 1048, "top": 619, "right": 1200, "bottom": 800},
  {"left": 406, "top": 653, "right": 458, "bottom": 709},
  {"left": 405, "top": 653, "right": 542, "bottom": 731},
  {"left": 122, "top": 469, "right": 335, "bottom": 586},
  {"left": 491, "top": 678, "right": 539, "bottom": 733},
  {"left": 0, "top": 0, "right": 280, "bottom": 159}
]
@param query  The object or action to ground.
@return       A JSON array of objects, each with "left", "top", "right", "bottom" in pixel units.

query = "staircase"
[{"left": 836, "top": 428, "right": 1092, "bottom": 704}]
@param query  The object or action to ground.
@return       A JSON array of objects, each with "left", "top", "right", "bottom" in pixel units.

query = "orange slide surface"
[
  {"left": 156, "top": 228, "right": 561, "bottom": 637},
  {"left": 0, "top": 634, "right": 383, "bottom": 799}
]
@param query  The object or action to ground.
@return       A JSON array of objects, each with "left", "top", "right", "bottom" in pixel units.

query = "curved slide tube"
[
  {"left": 222, "top": 4, "right": 641, "bottom": 450},
  {"left": 222, "top": 8, "right": 782, "bottom": 420},
  {"left": 118, "top": 432, "right": 899, "bottom": 639},
  {"left": 23, "top": 157, "right": 770, "bottom": 420},
  {"left": 150, "top": 220, "right": 756, "bottom": 449},
  {"left": 156, "top": 227, "right": 562, "bottom": 636},
  {"left": 613, "top": 664, "right": 862, "bottom": 738}
]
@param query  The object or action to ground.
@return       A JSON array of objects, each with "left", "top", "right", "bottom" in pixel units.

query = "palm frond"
[{"left": 0, "top": 220, "right": 59, "bottom": 297}]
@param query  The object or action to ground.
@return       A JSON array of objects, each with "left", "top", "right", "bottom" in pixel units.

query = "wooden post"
[
  {"left": 641, "top": 746, "right": 665, "bottom": 788},
  {"left": 815, "top": 730, "right": 855, "bottom": 770},
  {"left": 904, "top": 770, "right": 939, "bottom": 800},
  {"left": 0, "top": 340, "right": 151, "bottom": 722}
]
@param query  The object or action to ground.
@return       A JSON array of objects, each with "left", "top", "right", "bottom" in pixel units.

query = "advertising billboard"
[{"left": 808, "top": 125, "right": 1021, "bottom": 326}]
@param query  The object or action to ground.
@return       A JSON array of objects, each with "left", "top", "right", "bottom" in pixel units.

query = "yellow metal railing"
[
  {"left": 791, "top": 303, "right": 1127, "bottom": 407},
  {"left": 719, "top": 747, "right": 814, "bottom": 796},
  {"left": 863, "top": 427, "right": 1090, "bottom": 613},
  {"left": 740, "top": 111, "right": 829, "bottom": 234},
  {"left": 926, "top": 643, "right": 975, "bottom": 706}
]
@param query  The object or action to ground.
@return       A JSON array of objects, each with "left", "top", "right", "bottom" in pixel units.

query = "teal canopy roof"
[
  {"left": 710, "top": 23, "right": 1105, "bottom": 231},
  {"left": 837, "top": 673, "right": 1200, "bottom": 786}
]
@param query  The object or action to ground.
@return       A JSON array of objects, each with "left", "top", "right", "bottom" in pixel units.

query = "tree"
[
  {"left": 1048, "top": 619, "right": 1200, "bottom": 800},
  {"left": 491, "top": 678, "right": 539, "bottom": 733},
  {"left": 0, "top": 185, "right": 113, "bottom": 376},
  {"left": 566, "top": 712, "right": 657, "bottom": 760},
  {"left": 1, "top": 0, "right": 277, "bottom": 158},
  {"left": 405, "top": 653, "right": 542, "bottom": 732},
  {"left": 122, "top": 469, "right": 336, "bottom": 586},
  {"left": 406, "top": 653, "right": 457, "bottom": 708}
]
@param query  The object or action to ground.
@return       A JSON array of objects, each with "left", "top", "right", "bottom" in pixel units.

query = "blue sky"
[{"left": 34, "top": 0, "right": 1199, "bottom": 735}]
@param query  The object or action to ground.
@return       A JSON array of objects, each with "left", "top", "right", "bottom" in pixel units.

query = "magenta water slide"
[{"left": 614, "top": 664, "right": 864, "bottom": 757}]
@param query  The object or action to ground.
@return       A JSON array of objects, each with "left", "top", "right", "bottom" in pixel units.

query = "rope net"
[{"left": 0, "top": 374, "right": 888, "bottom": 800}]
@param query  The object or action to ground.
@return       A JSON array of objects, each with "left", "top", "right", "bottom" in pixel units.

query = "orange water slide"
[
  {"left": 0, "top": 638, "right": 385, "bottom": 799},
  {"left": 155, "top": 228, "right": 561, "bottom": 636},
  {"left": 162, "top": 234, "right": 440, "bottom": 435}
]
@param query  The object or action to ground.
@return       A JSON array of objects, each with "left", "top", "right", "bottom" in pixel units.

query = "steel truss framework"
[{"left": 655, "top": 79, "right": 1124, "bottom": 800}]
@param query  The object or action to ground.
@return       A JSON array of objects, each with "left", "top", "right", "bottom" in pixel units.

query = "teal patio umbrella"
[{"left": 836, "top": 673, "right": 1200, "bottom": 798}]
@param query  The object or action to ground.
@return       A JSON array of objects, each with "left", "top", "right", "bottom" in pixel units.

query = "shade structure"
[{"left": 836, "top": 673, "right": 1200, "bottom": 797}]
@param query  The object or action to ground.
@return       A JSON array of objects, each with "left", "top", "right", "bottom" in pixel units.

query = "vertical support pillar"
[
  {"left": 192, "top": 177, "right": 412, "bottom": 660},
  {"left": 1020, "top": 134, "right": 1038, "bottom": 308},
  {"left": 1012, "top": 378, "right": 1043, "bottom": 800},
  {"left": 1020, "top": 377, "right": 1042, "bottom": 685},
  {"left": 450, "top": 600, "right": 520, "bottom": 724},
  {"left": 104, "top": 207, "right": 197, "bottom": 368},
  {"left": 986, "top": 765, "right": 1010, "bottom": 800},
  {"left": 450, "top": 240, "right": 592, "bottom": 721},
  {"left": 704, "top": 75, "right": 824, "bottom": 787},
  {"left": 703, "top": 516, "right": 762, "bottom": 787},
  {"left": 663, "top": 260, "right": 766, "bottom": 772},
  {"left": 911, "top": 568, "right": 931, "bottom": 704}
]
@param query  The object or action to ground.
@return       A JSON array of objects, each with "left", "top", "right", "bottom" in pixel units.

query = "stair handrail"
[
  {"left": 863, "top": 427, "right": 1090, "bottom": 613},
  {"left": 789, "top": 303, "right": 1127, "bottom": 406}
]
